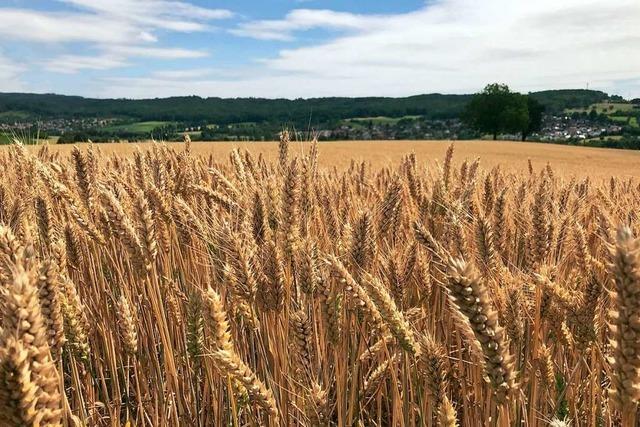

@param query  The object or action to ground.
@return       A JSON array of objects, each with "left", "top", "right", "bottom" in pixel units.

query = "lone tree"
[
  {"left": 464, "top": 83, "right": 530, "bottom": 140},
  {"left": 521, "top": 97, "right": 545, "bottom": 141}
]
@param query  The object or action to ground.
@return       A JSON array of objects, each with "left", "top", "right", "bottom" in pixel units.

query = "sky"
[{"left": 0, "top": 0, "right": 639, "bottom": 99}]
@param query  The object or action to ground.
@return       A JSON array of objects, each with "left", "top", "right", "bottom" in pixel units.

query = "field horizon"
[{"left": 24, "top": 139, "right": 640, "bottom": 179}]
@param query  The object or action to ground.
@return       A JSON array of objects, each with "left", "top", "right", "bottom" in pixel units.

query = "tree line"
[{"left": 0, "top": 89, "right": 610, "bottom": 126}]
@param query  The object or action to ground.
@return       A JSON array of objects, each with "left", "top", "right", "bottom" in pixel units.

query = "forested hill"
[{"left": 0, "top": 89, "right": 614, "bottom": 125}]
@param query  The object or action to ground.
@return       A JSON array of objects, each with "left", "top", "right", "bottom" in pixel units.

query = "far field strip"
[{"left": 23, "top": 139, "right": 640, "bottom": 179}]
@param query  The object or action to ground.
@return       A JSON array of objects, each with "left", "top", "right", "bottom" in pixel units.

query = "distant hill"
[
  {"left": 529, "top": 89, "right": 614, "bottom": 112},
  {"left": 0, "top": 89, "right": 617, "bottom": 126}
]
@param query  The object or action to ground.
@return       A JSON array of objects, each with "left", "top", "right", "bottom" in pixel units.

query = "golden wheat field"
[
  {"left": 1, "top": 134, "right": 640, "bottom": 426},
  {"left": 32, "top": 139, "right": 640, "bottom": 178}
]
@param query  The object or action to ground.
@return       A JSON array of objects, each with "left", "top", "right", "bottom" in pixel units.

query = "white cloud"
[
  {"left": 223, "top": 0, "right": 640, "bottom": 97},
  {"left": 0, "top": 1, "right": 232, "bottom": 44},
  {"left": 59, "top": 0, "right": 233, "bottom": 32},
  {"left": 105, "top": 46, "right": 208, "bottom": 59},
  {"left": 45, "top": 54, "right": 129, "bottom": 73},
  {"left": 150, "top": 69, "right": 215, "bottom": 79},
  {"left": 4, "top": 0, "right": 640, "bottom": 98},
  {"left": 0, "top": 9, "right": 155, "bottom": 44},
  {"left": 45, "top": 47, "right": 209, "bottom": 74},
  {"left": 231, "top": 9, "right": 381, "bottom": 41},
  {"left": 60, "top": 0, "right": 233, "bottom": 21},
  {"left": 0, "top": 1, "right": 225, "bottom": 81},
  {"left": 0, "top": 53, "right": 26, "bottom": 92},
  {"left": 98, "top": 74, "right": 350, "bottom": 98}
]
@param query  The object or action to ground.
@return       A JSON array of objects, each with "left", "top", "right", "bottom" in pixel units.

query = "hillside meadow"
[{"left": 20, "top": 139, "right": 640, "bottom": 179}]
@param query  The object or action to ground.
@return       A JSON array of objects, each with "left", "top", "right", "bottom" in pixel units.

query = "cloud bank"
[
  {"left": 0, "top": 0, "right": 231, "bottom": 74},
  {"left": 0, "top": 52, "right": 26, "bottom": 92},
  {"left": 1, "top": 0, "right": 639, "bottom": 98}
]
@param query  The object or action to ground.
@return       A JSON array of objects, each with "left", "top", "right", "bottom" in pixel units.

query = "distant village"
[
  {"left": 537, "top": 115, "right": 623, "bottom": 141},
  {"left": 0, "top": 113, "right": 630, "bottom": 142},
  {"left": 0, "top": 117, "right": 113, "bottom": 134},
  {"left": 315, "top": 118, "right": 470, "bottom": 140}
]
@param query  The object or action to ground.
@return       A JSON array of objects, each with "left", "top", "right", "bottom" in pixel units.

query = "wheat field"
[
  {"left": 0, "top": 134, "right": 639, "bottom": 426},
  {"left": 34, "top": 139, "right": 640, "bottom": 178}
]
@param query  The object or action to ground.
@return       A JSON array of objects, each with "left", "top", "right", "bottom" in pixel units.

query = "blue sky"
[{"left": 0, "top": 0, "right": 639, "bottom": 99}]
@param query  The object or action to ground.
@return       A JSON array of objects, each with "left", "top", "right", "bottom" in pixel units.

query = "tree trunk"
[{"left": 493, "top": 132, "right": 497, "bottom": 140}]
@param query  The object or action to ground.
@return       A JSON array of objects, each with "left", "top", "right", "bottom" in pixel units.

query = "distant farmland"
[
  {"left": 566, "top": 101, "right": 635, "bottom": 114},
  {"left": 102, "top": 120, "right": 175, "bottom": 133}
]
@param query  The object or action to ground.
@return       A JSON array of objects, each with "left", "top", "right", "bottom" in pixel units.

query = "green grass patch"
[
  {"left": 609, "top": 116, "right": 630, "bottom": 123},
  {"left": 103, "top": 121, "right": 174, "bottom": 133},
  {"left": 608, "top": 116, "right": 639, "bottom": 127},
  {"left": 567, "top": 102, "right": 634, "bottom": 115},
  {"left": 345, "top": 115, "right": 422, "bottom": 126},
  {"left": 585, "top": 135, "right": 623, "bottom": 142},
  {"left": 342, "top": 115, "right": 423, "bottom": 129},
  {"left": 0, "top": 110, "right": 30, "bottom": 121}
]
